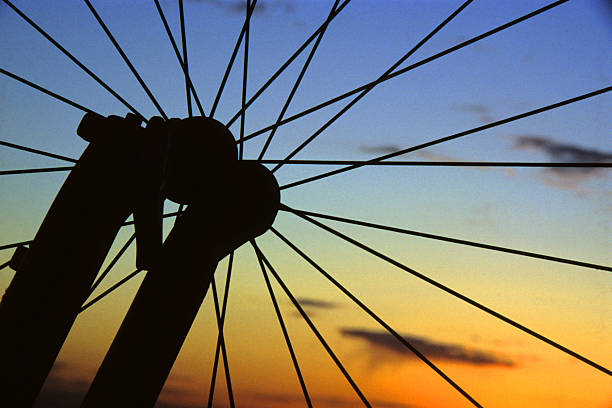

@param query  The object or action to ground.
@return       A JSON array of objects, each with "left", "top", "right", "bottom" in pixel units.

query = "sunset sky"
[{"left": 1, "top": 0, "right": 610, "bottom": 407}]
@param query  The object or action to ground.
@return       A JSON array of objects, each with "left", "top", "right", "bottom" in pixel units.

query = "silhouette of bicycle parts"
[{"left": 1, "top": 0, "right": 610, "bottom": 407}]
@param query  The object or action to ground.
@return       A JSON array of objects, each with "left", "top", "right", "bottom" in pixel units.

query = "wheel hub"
[{"left": 161, "top": 115, "right": 281, "bottom": 258}]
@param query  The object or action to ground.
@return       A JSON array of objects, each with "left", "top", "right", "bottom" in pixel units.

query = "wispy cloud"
[
  {"left": 456, "top": 103, "right": 496, "bottom": 123},
  {"left": 297, "top": 297, "right": 338, "bottom": 309},
  {"left": 340, "top": 328, "right": 515, "bottom": 368},
  {"left": 290, "top": 297, "right": 339, "bottom": 319},
  {"left": 184, "top": 0, "right": 296, "bottom": 15},
  {"left": 250, "top": 391, "right": 420, "bottom": 408},
  {"left": 512, "top": 135, "right": 611, "bottom": 193},
  {"left": 34, "top": 362, "right": 203, "bottom": 408},
  {"left": 359, "top": 144, "right": 402, "bottom": 155},
  {"left": 33, "top": 362, "right": 88, "bottom": 408},
  {"left": 155, "top": 400, "right": 202, "bottom": 408},
  {"left": 414, "top": 150, "right": 459, "bottom": 162},
  {"left": 466, "top": 203, "right": 496, "bottom": 228},
  {"left": 514, "top": 135, "right": 612, "bottom": 163},
  {"left": 415, "top": 150, "right": 517, "bottom": 178},
  {"left": 415, "top": 136, "right": 610, "bottom": 197}
]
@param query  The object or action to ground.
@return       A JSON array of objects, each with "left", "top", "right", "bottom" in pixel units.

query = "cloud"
[
  {"left": 514, "top": 135, "right": 612, "bottom": 163},
  {"left": 158, "top": 377, "right": 197, "bottom": 397},
  {"left": 185, "top": 0, "right": 296, "bottom": 15},
  {"left": 597, "top": 0, "right": 612, "bottom": 20},
  {"left": 250, "top": 391, "right": 420, "bottom": 408},
  {"left": 34, "top": 362, "right": 203, "bottom": 408},
  {"left": 340, "top": 328, "right": 515, "bottom": 368},
  {"left": 512, "top": 135, "right": 611, "bottom": 193},
  {"left": 415, "top": 150, "right": 517, "bottom": 178},
  {"left": 466, "top": 203, "right": 496, "bottom": 228},
  {"left": 33, "top": 362, "right": 89, "bottom": 408},
  {"left": 359, "top": 144, "right": 402, "bottom": 154},
  {"left": 290, "top": 297, "right": 339, "bottom": 319},
  {"left": 297, "top": 297, "right": 338, "bottom": 309},
  {"left": 414, "top": 137, "right": 609, "bottom": 197},
  {"left": 34, "top": 385, "right": 87, "bottom": 408},
  {"left": 456, "top": 103, "right": 495, "bottom": 123},
  {"left": 414, "top": 150, "right": 459, "bottom": 162}
]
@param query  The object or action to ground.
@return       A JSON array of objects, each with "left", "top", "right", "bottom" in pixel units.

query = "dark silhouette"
[{"left": 0, "top": 113, "right": 279, "bottom": 407}]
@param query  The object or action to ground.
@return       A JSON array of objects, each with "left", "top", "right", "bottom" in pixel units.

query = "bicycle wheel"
[{"left": 1, "top": 1, "right": 610, "bottom": 407}]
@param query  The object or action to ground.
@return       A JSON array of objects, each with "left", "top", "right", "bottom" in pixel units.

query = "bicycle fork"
[{"left": 0, "top": 113, "right": 279, "bottom": 407}]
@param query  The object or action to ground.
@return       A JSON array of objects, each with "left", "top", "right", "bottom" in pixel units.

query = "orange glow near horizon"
[{"left": 42, "top": 248, "right": 611, "bottom": 408}]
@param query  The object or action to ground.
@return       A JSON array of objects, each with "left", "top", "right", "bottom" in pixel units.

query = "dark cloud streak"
[
  {"left": 513, "top": 135, "right": 611, "bottom": 192},
  {"left": 33, "top": 362, "right": 202, "bottom": 408},
  {"left": 359, "top": 144, "right": 402, "bottom": 154},
  {"left": 290, "top": 297, "right": 339, "bottom": 320},
  {"left": 341, "top": 327, "right": 515, "bottom": 367},
  {"left": 250, "top": 391, "right": 420, "bottom": 408},
  {"left": 183, "top": 0, "right": 296, "bottom": 15},
  {"left": 296, "top": 297, "right": 338, "bottom": 309},
  {"left": 456, "top": 103, "right": 495, "bottom": 123},
  {"left": 514, "top": 135, "right": 612, "bottom": 163}
]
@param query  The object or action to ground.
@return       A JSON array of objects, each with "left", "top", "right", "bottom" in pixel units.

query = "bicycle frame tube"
[
  {"left": 0, "top": 114, "right": 163, "bottom": 406},
  {"left": 83, "top": 161, "right": 279, "bottom": 407}
]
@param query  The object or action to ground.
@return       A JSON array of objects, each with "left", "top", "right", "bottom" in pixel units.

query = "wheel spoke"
[
  {"left": 271, "top": 0, "right": 474, "bottom": 173},
  {"left": 0, "top": 241, "right": 32, "bottom": 251},
  {"left": 122, "top": 211, "right": 180, "bottom": 227},
  {"left": 1, "top": 68, "right": 96, "bottom": 116},
  {"left": 252, "top": 240, "right": 313, "bottom": 407},
  {"left": 173, "top": 204, "right": 184, "bottom": 227},
  {"left": 0, "top": 166, "right": 74, "bottom": 176},
  {"left": 154, "top": 0, "right": 206, "bottom": 116},
  {"left": 251, "top": 242, "right": 372, "bottom": 407},
  {"left": 253, "top": 160, "right": 612, "bottom": 167},
  {"left": 89, "top": 233, "right": 136, "bottom": 295},
  {"left": 285, "top": 207, "right": 612, "bottom": 377},
  {"left": 1, "top": 212, "right": 179, "bottom": 253},
  {"left": 178, "top": 0, "right": 192, "bottom": 118},
  {"left": 0, "top": 140, "right": 78, "bottom": 164},
  {"left": 210, "top": 275, "right": 235, "bottom": 408},
  {"left": 153, "top": 0, "right": 206, "bottom": 117},
  {"left": 175, "top": 0, "right": 190, "bottom": 222},
  {"left": 239, "top": 0, "right": 250, "bottom": 160},
  {"left": 225, "top": 0, "right": 352, "bottom": 127},
  {"left": 210, "top": 0, "right": 258, "bottom": 118},
  {"left": 208, "top": 252, "right": 234, "bottom": 408},
  {"left": 1, "top": 0, "right": 146, "bottom": 120},
  {"left": 270, "top": 227, "right": 484, "bottom": 408},
  {"left": 79, "top": 269, "right": 143, "bottom": 312},
  {"left": 239, "top": 0, "right": 571, "bottom": 145},
  {"left": 2, "top": 211, "right": 169, "bottom": 253},
  {"left": 282, "top": 206, "right": 612, "bottom": 272},
  {"left": 258, "top": 0, "right": 341, "bottom": 160},
  {"left": 82, "top": 0, "right": 168, "bottom": 119},
  {"left": 281, "top": 86, "right": 612, "bottom": 190}
]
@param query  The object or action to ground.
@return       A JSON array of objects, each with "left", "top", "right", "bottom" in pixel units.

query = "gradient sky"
[{"left": 1, "top": 0, "right": 611, "bottom": 407}]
